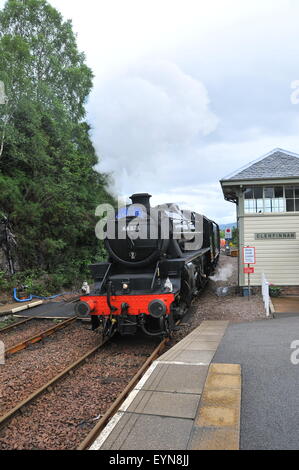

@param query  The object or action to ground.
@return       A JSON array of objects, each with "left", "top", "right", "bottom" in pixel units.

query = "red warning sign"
[{"left": 243, "top": 267, "right": 255, "bottom": 274}]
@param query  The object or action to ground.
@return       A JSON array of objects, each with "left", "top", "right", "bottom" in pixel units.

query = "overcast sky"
[{"left": 2, "top": 0, "right": 299, "bottom": 223}]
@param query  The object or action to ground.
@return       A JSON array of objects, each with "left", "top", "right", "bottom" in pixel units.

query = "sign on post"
[
  {"left": 243, "top": 246, "right": 256, "bottom": 300},
  {"left": 243, "top": 266, "right": 255, "bottom": 274},
  {"left": 225, "top": 228, "right": 232, "bottom": 240},
  {"left": 243, "top": 246, "right": 256, "bottom": 265}
]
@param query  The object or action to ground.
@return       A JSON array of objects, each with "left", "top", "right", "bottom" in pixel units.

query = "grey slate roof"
[{"left": 222, "top": 149, "right": 299, "bottom": 181}]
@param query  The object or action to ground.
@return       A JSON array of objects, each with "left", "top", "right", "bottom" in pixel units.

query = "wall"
[{"left": 241, "top": 213, "right": 299, "bottom": 286}]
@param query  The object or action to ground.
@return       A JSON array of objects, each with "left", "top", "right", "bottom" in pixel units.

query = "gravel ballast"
[
  {"left": 0, "top": 336, "right": 158, "bottom": 450},
  {"left": 169, "top": 254, "right": 267, "bottom": 345},
  {"left": 0, "top": 319, "right": 63, "bottom": 349},
  {"left": 0, "top": 322, "right": 100, "bottom": 417}
]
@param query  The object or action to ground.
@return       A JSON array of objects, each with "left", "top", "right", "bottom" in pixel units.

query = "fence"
[{"left": 261, "top": 273, "right": 270, "bottom": 317}]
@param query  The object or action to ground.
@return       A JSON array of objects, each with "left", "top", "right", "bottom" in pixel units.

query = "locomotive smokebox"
[{"left": 130, "top": 193, "right": 152, "bottom": 213}]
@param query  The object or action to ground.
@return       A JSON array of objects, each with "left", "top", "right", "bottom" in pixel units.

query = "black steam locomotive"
[{"left": 76, "top": 193, "right": 220, "bottom": 337}]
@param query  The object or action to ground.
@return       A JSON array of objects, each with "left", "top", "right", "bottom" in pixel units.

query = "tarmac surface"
[
  {"left": 213, "top": 316, "right": 299, "bottom": 450},
  {"left": 0, "top": 300, "right": 78, "bottom": 318},
  {"left": 0, "top": 301, "right": 43, "bottom": 316},
  {"left": 18, "top": 301, "right": 77, "bottom": 318}
]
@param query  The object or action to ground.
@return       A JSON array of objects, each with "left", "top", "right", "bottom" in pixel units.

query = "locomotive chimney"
[{"left": 130, "top": 193, "right": 152, "bottom": 212}]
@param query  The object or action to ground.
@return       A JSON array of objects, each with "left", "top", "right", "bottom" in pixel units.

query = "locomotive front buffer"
[{"left": 76, "top": 259, "right": 185, "bottom": 337}]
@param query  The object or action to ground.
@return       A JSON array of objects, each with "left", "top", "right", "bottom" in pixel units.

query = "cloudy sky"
[{"left": 3, "top": 0, "right": 299, "bottom": 223}]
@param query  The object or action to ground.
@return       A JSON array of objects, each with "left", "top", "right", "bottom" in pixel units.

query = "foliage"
[
  {"left": 0, "top": 270, "right": 9, "bottom": 290},
  {"left": 0, "top": 0, "right": 115, "bottom": 292},
  {"left": 269, "top": 285, "right": 281, "bottom": 298},
  {"left": 0, "top": 315, "right": 17, "bottom": 329},
  {"left": 0, "top": 267, "right": 91, "bottom": 296},
  {"left": 231, "top": 227, "right": 238, "bottom": 246}
]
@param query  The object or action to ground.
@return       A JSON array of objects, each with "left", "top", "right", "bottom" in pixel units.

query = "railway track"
[
  {"left": 77, "top": 338, "right": 167, "bottom": 450},
  {"left": 0, "top": 316, "right": 37, "bottom": 333},
  {"left": 0, "top": 334, "right": 111, "bottom": 431},
  {"left": 3, "top": 316, "right": 78, "bottom": 357},
  {"left": 0, "top": 334, "right": 168, "bottom": 450},
  {"left": 77, "top": 320, "right": 180, "bottom": 450}
]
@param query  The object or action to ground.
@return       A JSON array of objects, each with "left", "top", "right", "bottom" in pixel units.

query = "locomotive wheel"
[
  {"left": 181, "top": 280, "right": 192, "bottom": 308},
  {"left": 171, "top": 297, "right": 187, "bottom": 320}
]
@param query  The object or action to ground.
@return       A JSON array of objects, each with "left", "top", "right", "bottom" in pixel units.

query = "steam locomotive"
[{"left": 75, "top": 193, "right": 220, "bottom": 337}]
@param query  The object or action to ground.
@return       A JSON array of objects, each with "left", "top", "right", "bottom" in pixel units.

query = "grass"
[{"left": 0, "top": 315, "right": 17, "bottom": 329}]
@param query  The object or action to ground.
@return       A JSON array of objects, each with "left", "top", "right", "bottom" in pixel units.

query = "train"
[{"left": 75, "top": 193, "right": 220, "bottom": 337}]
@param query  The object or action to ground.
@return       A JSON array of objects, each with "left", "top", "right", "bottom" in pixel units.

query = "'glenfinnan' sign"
[{"left": 255, "top": 232, "right": 296, "bottom": 240}]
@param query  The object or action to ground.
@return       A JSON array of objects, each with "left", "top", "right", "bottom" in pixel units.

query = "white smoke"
[
  {"left": 210, "top": 264, "right": 234, "bottom": 282},
  {"left": 91, "top": 59, "right": 219, "bottom": 197}
]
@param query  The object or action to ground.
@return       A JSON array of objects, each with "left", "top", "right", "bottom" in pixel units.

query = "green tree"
[
  {"left": 0, "top": 0, "right": 114, "bottom": 287},
  {"left": 232, "top": 227, "right": 238, "bottom": 246}
]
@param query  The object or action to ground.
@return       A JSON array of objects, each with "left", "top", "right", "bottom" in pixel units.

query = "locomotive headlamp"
[
  {"left": 122, "top": 283, "right": 129, "bottom": 290},
  {"left": 148, "top": 299, "right": 166, "bottom": 319}
]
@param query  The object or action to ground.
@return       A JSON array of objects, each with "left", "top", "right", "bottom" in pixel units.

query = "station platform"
[{"left": 89, "top": 321, "right": 241, "bottom": 451}]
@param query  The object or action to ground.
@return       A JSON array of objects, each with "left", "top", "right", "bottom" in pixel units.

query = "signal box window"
[{"left": 244, "top": 186, "right": 285, "bottom": 213}]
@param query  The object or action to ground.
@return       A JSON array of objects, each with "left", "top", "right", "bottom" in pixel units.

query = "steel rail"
[
  {"left": 0, "top": 316, "right": 37, "bottom": 333},
  {"left": 0, "top": 335, "right": 111, "bottom": 430},
  {"left": 5, "top": 316, "right": 78, "bottom": 356},
  {"left": 77, "top": 337, "right": 168, "bottom": 450}
]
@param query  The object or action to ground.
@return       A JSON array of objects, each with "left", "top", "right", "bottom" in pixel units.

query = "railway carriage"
[{"left": 76, "top": 193, "right": 220, "bottom": 337}]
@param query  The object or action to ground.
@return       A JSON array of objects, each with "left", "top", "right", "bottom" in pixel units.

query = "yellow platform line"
[{"left": 189, "top": 363, "right": 241, "bottom": 450}]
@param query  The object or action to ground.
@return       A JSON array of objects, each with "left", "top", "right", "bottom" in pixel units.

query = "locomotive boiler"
[{"left": 75, "top": 193, "right": 220, "bottom": 337}]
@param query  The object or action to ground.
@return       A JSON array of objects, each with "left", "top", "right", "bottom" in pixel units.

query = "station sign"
[
  {"left": 243, "top": 246, "right": 256, "bottom": 264},
  {"left": 255, "top": 232, "right": 296, "bottom": 240},
  {"left": 244, "top": 266, "right": 255, "bottom": 274},
  {"left": 225, "top": 228, "right": 232, "bottom": 240}
]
